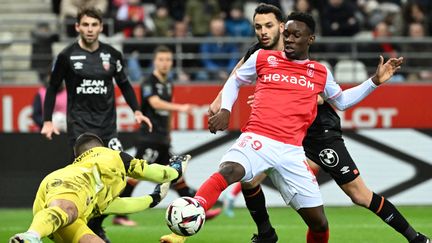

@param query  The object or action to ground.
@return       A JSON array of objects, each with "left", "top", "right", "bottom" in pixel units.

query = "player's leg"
[
  {"left": 297, "top": 206, "right": 329, "bottom": 243},
  {"left": 104, "top": 137, "right": 138, "bottom": 227},
  {"left": 10, "top": 195, "right": 80, "bottom": 243},
  {"left": 271, "top": 143, "right": 329, "bottom": 243},
  {"left": 241, "top": 174, "right": 278, "bottom": 243},
  {"left": 341, "top": 176, "right": 430, "bottom": 242},
  {"left": 194, "top": 161, "right": 244, "bottom": 211},
  {"left": 194, "top": 133, "right": 273, "bottom": 213},
  {"left": 52, "top": 217, "right": 105, "bottom": 243},
  {"left": 311, "top": 136, "right": 430, "bottom": 242}
]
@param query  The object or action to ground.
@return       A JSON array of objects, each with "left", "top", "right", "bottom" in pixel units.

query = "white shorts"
[{"left": 220, "top": 132, "right": 323, "bottom": 210}]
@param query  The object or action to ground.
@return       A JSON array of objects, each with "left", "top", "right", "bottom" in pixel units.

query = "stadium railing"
[{"left": 1, "top": 36, "right": 432, "bottom": 84}]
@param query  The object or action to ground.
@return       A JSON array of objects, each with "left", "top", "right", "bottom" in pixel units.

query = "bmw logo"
[{"left": 319, "top": 148, "right": 339, "bottom": 167}]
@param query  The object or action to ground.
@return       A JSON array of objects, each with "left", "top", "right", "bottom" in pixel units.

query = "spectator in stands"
[
  {"left": 116, "top": 0, "right": 147, "bottom": 38},
  {"left": 403, "top": 22, "right": 432, "bottom": 81},
  {"left": 320, "top": 0, "right": 361, "bottom": 65},
  {"left": 123, "top": 23, "right": 156, "bottom": 81},
  {"left": 225, "top": 4, "right": 254, "bottom": 37},
  {"left": 60, "top": 0, "right": 108, "bottom": 37},
  {"left": 30, "top": 22, "right": 59, "bottom": 83},
  {"left": 362, "top": 21, "right": 404, "bottom": 81},
  {"left": 165, "top": 0, "right": 186, "bottom": 21},
  {"left": 199, "top": 18, "right": 239, "bottom": 81},
  {"left": 292, "top": 0, "right": 321, "bottom": 36},
  {"left": 361, "top": 21, "right": 398, "bottom": 65},
  {"left": 170, "top": 21, "right": 201, "bottom": 82},
  {"left": 397, "top": 1, "right": 432, "bottom": 36},
  {"left": 185, "top": 0, "right": 221, "bottom": 36},
  {"left": 152, "top": 4, "right": 174, "bottom": 37}
]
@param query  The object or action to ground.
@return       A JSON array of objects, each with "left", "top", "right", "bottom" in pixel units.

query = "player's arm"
[
  {"left": 103, "top": 183, "right": 169, "bottom": 214},
  {"left": 323, "top": 55, "right": 403, "bottom": 110},
  {"left": 41, "top": 53, "right": 67, "bottom": 139},
  {"left": 103, "top": 195, "right": 154, "bottom": 214},
  {"left": 120, "top": 151, "right": 179, "bottom": 182},
  {"left": 148, "top": 95, "right": 193, "bottom": 114},
  {"left": 208, "top": 50, "right": 258, "bottom": 133},
  {"left": 209, "top": 56, "right": 245, "bottom": 116},
  {"left": 115, "top": 54, "right": 153, "bottom": 131}
]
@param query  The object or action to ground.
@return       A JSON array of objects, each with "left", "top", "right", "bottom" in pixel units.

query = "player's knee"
[
  {"left": 349, "top": 193, "right": 369, "bottom": 207},
  {"left": 219, "top": 162, "right": 245, "bottom": 185},
  {"left": 240, "top": 181, "right": 256, "bottom": 189},
  {"left": 309, "top": 217, "right": 328, "bottom": 232},
  {"left": 49, "top": 199, "right": 79, "bottom": 224}
]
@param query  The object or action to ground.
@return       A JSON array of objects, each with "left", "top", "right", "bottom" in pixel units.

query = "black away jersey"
[
  {"left": 140, "top": 74, "right": 172, "bottom": 144},
  {"left": 243, "top": 43, "right": 342, "bottom": 140},
  {"left": 48, "top": 42, "right": 128, "bottom": 140}
]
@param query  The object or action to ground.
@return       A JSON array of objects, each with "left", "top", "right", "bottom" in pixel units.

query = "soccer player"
[
  {"left": 170, "top": 12, "right": 404, "bottom": 243},
  {"left": 136, "top": 45, "right": 222, "bottom": 221},
  {"left": 9, "top": 132, "right": 190, "bottom": 243},
  {"left": 40, "top": 7, "right": 150, "bottom": 240},
  {"left": 210, "top": 8, "right": 430, "bottom": 243}
]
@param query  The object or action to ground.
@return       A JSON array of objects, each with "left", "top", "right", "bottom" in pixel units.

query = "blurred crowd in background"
[{"left": 20, "top": 0, "right": 432, "bottom": 84}]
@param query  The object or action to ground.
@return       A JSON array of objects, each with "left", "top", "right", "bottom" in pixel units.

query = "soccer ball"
[{"left": 165, "top": 197, "right": 206, "bottom": 236}]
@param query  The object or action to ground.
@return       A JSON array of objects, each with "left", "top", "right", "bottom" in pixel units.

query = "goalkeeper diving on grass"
[{"left": 9, "top": 132, "right": 191, "bottom": 243}]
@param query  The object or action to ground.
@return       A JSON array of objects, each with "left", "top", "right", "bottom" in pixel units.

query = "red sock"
[
  {"left": 194, "top": 173, "right": 228, "bottom": 211},
  {"left": 230, "top": 182, "right": 242, "bottom": 197},
  {"left": 307, "top": 228, "right": 329, "bottom": 243}
]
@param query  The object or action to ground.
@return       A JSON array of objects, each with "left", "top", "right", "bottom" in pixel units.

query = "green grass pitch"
[{"left": 1, "top": 206, "right": 431, "bottom": 242}]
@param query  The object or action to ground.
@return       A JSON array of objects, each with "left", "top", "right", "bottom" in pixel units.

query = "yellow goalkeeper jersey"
[{"left": 74, "top": 147, "right": 128, "bottom": 213}]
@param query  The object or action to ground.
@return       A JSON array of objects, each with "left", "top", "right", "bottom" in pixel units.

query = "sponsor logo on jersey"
[
  {"left": 142, "top": 85, "right": 152, "bottom": 97},
  {"left": 74, "top": 62, "right": 83, "bottom": 69},
  {"left": 340, "top": 166, "right": 350, "bottom": 174},
  {"left": 307, "top": 63, "right": 315, "bottom": 77},
  {"left": 76, "top": 79, "right": 107, "bottom": 94},
  {"left": 319, "top": 148, "right": 339, "bottom": 167},
  {"left": 267, "top": 55, "right": 279, "bottom": 66},
  {"left": 100, "top": 52, "right": 111, "bottom": 71},
  {"left": 70, "top": 55, "right": 86, "bottom": 60},
  {"left": 262, "top": 73, "right": 315, "bottom": 90},
  {"left": 116, "top": 60, "right": 122, "bottom": 72}
]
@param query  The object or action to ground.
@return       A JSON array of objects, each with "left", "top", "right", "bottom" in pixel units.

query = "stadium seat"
[{"left": 334, "top": 59, "right": 368, "bottom": 83}]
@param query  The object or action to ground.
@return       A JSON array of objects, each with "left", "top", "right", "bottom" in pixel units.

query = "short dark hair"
[
  {"left": 286, "top": 12, "right": 315, "bottom": 34},
  {"left": 73, "top": 132, "right": 104, "bottom": 156},
  {"left": 253, "top": 3, "right": 285, "bottom": 23},
  {"left": 153, "top": 45, "right": 173, "bottom": 56},
  {"left": 76, "top": 7, "right": 103, "bottom": 24}
]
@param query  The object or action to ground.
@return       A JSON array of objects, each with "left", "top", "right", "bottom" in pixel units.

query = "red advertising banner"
[{"left": 1, "top": 84, "right": 431, "bottom": 132}]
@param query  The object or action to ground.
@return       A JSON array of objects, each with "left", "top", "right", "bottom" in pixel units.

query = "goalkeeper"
[{"left": 10, "top": 132, "right": 190, "bottom": 243}]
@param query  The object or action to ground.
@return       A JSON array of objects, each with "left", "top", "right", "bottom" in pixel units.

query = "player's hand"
[
  {"left": 41, "top": 121, "right": 60, "bottom": 140},
  {"left": 179, "top": 104, "right": 195, "bottom": 115},
  {"left": 134, "top": 110, "right": 153, "bottom": 132},
  {"left": 208, "top": 109, "right": 230, "bottom": 134},
  {"left": 371, "top": 55, "right": 403, "bottom": 85},
  {"left": 208, "top": 91, "right": 222, "bottom": 117},
  {"left": 246, "top": 95, "right": 255, "bottom": 106}
]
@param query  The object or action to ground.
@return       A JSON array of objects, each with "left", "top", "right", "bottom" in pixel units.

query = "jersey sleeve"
[
  {"left": 141, "top": 78, "right": 157, "bottom": 100},
  {"left": 44, "top": 52, "right": 68, "bottom": 121},
  {"left": 113, "top": 50, "right": 128, "bottom": 84},
  {"left": 221, "top": 50, "right": 259, "bottom": 111},
  {"left": 322, "top": 67, "right": 343, "bottom": 100},
  {"left": 323, "top": 67, "right": 378, "bottom": 111}
]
